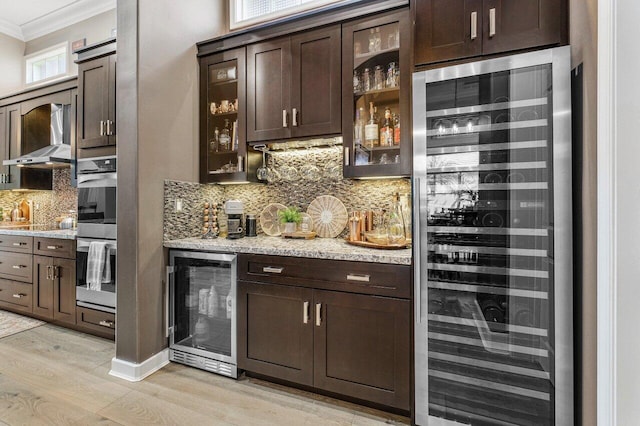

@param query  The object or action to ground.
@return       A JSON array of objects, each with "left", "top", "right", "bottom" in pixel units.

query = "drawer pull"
[
  {"left": 99, "top": 320, "right": 114, "bottom": 328},
  {"left": 303, "top": 301, "right": 310, "bottom": 324},
  {"left": 46, "top": 245, "right": 61, "bottom": 250},
  {"left": 12, "top": 293, "right": 26, "bottom": 299},
  {"left": 12, "top": 265, "right": 27, "bottom": 269},
  {"left": 12, "top": 242, "right": 27, "bottom": 246},
  {"left": 346, "top": 274, "right": 370, "bottom": 282},
  {"left": 315, "top": 303, "right": 322, "bottom": 326},
  {"left": 263, "top": 266, "right": 283, "bottom": 274}
]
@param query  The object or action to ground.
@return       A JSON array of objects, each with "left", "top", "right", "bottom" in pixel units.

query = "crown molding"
[
  {"left": 21, "top": 0, "right": 116, "bottom": 42},
  {"left": 0, "top": 17, "right": 24, "bottom": 41}
]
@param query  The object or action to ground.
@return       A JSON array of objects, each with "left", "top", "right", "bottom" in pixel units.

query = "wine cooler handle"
[
  {"left": 471, "top": 11, "right": 478, "bottom": 40},
  {"left": 166, "top": 265, "right": 175, "bottom": 337},
  {"left": 489, "top": 8, "right": 496, "bottom": 37},
  {"left": 414, "top": 177, "right": 423, "bottom": 324}
]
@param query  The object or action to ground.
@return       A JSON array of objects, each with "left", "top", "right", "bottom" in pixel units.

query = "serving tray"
[{"left": 345, "top": 240, "right": 408, "bottom": 250}]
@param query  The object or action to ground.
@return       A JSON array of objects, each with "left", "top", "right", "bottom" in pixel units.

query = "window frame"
[
  {"left": 24, "top": 42, "right": 70, "bottom": 86},
  {"left": 230, "top": 0, "right": 351, "bottom": 30}
]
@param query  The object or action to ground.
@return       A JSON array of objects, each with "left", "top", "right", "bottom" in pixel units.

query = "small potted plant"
[{"left": 278, "top": 206, "right": 302, "bottom": 234}]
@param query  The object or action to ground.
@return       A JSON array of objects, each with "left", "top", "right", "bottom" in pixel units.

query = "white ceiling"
[{"left": 0, "top": 0, "right": 115, "bottom": 42}]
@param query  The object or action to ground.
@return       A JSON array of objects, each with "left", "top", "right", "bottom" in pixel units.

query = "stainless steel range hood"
[{"left": 3, "top": 103, "right": 72, "bottom": 169}]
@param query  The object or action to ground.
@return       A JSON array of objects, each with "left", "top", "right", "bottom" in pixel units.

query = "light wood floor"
[{"left": 0, "top": 322, "right": 410, "bottom": 425}]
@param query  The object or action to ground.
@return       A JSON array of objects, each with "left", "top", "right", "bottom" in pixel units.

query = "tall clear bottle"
[
  {"left": 354, "top": 107, "right": 364, "bottom": 147},
  {"left": 387, "top": 192, "right": 406, "bottom": 245},
  {"left": 364, "top": 102, "right": 379, "bottom": 148}
]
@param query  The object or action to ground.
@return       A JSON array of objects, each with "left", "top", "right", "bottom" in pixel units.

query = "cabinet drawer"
[
  {"left": 0, "top": 252, "right": 32, "bottom": 283},
  {"left": 0, "top": 235, "right": 33, "bottom": 253},
  {"left": 76, "top": 306, "right": 115, "bottom": 340},
  {"left": 239, "top": 254, "right": 411, "bottom": 299},
  {"left": 34, "top": 238, "right": 75, "bottom": 259},
  {"left": 0, "top": 279, "right": 32, "bottom": 312}
]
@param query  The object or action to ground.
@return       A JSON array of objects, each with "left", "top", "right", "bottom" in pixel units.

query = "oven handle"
[
  {"left": 77, "top": 172, "right": 117, "bottom": 188},
  {"left": 76, "top": 239, "right": 117, "bottom": 253}
]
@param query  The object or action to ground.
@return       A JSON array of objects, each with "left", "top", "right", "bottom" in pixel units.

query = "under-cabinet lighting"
[{"left": 216, "top": 181, "right": 251, "bottom": 186}]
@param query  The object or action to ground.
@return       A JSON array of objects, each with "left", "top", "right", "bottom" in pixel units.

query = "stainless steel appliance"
[
  {"left": 76, "top": 237, "right": 117, "bottom": 312},
  {"left": 167, "top": 250, "right": 237, "bottom": 378},
  {"left": 224, "top": 200, "right": 244, "bottom": 239},
  {"left": 412, "top": 47, "right": 573, "bottom": 425},
  {"left": 77, "top": 156, "right": 116, "bottom": 240}
]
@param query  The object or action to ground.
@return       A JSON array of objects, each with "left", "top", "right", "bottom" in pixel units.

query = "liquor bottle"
[
  {"left": 380, "top": 107, "right": 393, "bottom": 146},
  {"left": 364, "top": 102, "right": 379, "bottom": 147},
  {"left": 387, "top": 193, "right": 406, "bottom": 245},
  {"left": 210, "top": 127, "right": 219, "bottom": 152},
  {"left": 354, "top": 107, "right": 364, "bottom": 147},
  {"left": 219, "top": 119, "right": 231, "bottom": 151},
  {"left": 393, "top": 113, "right": 400, "bottom": 145}
]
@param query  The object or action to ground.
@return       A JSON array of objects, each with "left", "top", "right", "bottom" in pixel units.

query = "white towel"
[{"left": 86, "top": 242, "right": 111, "bottom": 291}]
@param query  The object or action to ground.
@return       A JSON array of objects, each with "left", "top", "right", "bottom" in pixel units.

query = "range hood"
[{"left": 3, "top": 103, "right": 72, "bottom": 169}]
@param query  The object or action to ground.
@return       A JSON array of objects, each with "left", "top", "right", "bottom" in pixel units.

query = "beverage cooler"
[
  {"left": 412, "top": 47, "right": 572, "bottom": 425},
  {"left": 167, "top": 251, "right": 237, "bottom": 378}
]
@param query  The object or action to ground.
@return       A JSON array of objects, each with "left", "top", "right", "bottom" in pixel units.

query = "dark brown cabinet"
[
  {"left": 238, "top": 254, "right": 411, "bottom": 411},
  {"left": 32, "top": 254, "right": 76, "bottom": 324},
  {"left": 76, "top": 306, "right": 115, "bottom": 340},
  {"left": 77, "top": 53, "right": 116, "bottom": 149},
  {"left": 414, "top": 0, "right": 567, "bottom": 65},
  {"left": 342, "top": 9, "right": 412, "bottom": 178},
  {"left": 247, "top": 25, "right": 341, "bottom": 142}
]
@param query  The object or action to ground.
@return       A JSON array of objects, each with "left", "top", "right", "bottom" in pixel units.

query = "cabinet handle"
[
  {"left": 12, "top": 242, "right": 26, "bottom": 246},
  {"left": 12, "top": 293, "right": 26, "bottom": 299},
  {"left": 46, "top": 245, "right": 60, "bottom": 250},
  {"left": 471, "top": 11, "right": 478, "bottom": 40},
  {"left": 262, "top": 266, "right": 283, "bottom": 274},
  {"left": 4, "top": 173, "right": 9, "bottom": 184},
  {"left": 100, "top": 120, "right": 105, "bottom": 136},
  {"left": 53, "top": 266, "right": 59, "bottom": 279},
  {"left": 344, "top": 147, "right": 350, "bottom": 166},
  {"left": 346, "top": 273, "right": 370, "bottom": 282},
  {"left": 46, "top": 265, "right": 52, "bottom": 280},
  {"left": 99, "top": 320, "right": 114, "bottom": 328},
  {"left": 292, "top": 108, "right": 298, "bottom": 127},
  {"left": 315, "top": 303, "right": 322, "bottom": 326},
  {"left": 106, "top": 120, "right": 111, "bottom": 135},
  {"left": 0, "top": 174, "right": 4, "bottom": 183},
  {"left": 489, "top": 8, "right": 496, "bottom": 37},
  {"left": 282, "top": 110, "right": 288, "bottom": 128},
  {"left": 12, "top": 265, "right": 26, "bottom": 269},
  {"left": 303, "top": 301, "right": 310, "bottom": 324},
  {"left": 237, "top": 155, "right": 244, "bottom": 172}
]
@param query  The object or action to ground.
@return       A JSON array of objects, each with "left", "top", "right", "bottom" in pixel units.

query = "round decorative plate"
[
  {"left": 260, "top": 203, "right": 287, "bottom": 236},
  {"left": 307, "top": 195, "right": 348, "bottom": 238}
]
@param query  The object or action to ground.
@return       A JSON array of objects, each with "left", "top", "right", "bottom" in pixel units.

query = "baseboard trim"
[{"left": 109, "top": 348, "right": 170, "bottom": 382}]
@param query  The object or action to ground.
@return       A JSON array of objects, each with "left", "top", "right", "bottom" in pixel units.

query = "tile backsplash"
[
  {"left": 0, "top": 169, "right": 77, "bottom": 225},
  {"left": 164, "top": 143, "right": 410, "bottom": 241}
]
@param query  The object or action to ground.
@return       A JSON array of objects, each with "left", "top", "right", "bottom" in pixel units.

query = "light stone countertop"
[
  {"left": 164, "top": 235, "right": 412, "bottom": 265},
  {"left": 0, "top": 227, "right": 76, "bottom": 240}
]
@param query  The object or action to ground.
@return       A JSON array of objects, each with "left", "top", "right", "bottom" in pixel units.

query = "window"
[
  {"left": 25, "top": 43, "right": 68, "bottom": 85},
  {"left": 231, "top": 0, "right": 351, "bottom": 29}
]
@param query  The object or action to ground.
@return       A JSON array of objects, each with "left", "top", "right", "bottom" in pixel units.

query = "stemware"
[{"left": 255, "top": 145, "right": 268, "bottom": 181}]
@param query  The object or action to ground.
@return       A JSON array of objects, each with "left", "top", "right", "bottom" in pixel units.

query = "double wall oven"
[{"left": 76, "top": 156, "right": 117, "bottom": 313}]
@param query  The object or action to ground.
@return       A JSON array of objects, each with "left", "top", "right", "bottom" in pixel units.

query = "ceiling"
[{"left": 0, "top": 0, "right": 115, "bottom": 42}]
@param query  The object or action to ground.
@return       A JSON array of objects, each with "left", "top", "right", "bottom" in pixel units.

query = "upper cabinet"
[
  {"left": 247, "top": 25, "right": 342, "bottom": 142},
  {"left": 199, "top": 47, "right": 251, "bottom": 183},
  {"left": 342, "top": 9, "right": 412, "bottom": 178},
  {"left": 414, "top": 0, "right": 568, "bottom": 65}
]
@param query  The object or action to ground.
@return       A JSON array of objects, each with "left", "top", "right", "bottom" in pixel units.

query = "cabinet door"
[
  {"left": 414, "top": 0, "right": 483, "bottom": 65},
  {"left": 290, "top": 25, "right": 342, "bottom": 138},
  {"left": 238, "top": 281, "right": 313, "bottom": 385},
  {"left": 4, "top": 104, "right": 21, "bottom": 190},
  {"left": 32, "top": 256, "right": 53, "bottom": 319},
  {"left": 313, "top": 290, "right": 411, "bottom": 410},
  {"left": 53, "top": 257, "right": 76, "bottom": 325},
  {"left": 482, "top": 0, "right": 566, "bottom": 55},
  {"left": 247, "top": 38, "right": 292, "bottom": 142},
  {"left": 107, "top": 54, "right": 117, "bottom": 145},
  {"left": 78, "top": 56, "right": 110, "bottom": 148}
]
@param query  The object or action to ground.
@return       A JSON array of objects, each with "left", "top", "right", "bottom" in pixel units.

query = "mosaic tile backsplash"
[
  {"left": 164, "top": 144, "right": 410, "bottom": 241},
  {"left": 0, "top": 169, "right": 77, "bottom": 225}
]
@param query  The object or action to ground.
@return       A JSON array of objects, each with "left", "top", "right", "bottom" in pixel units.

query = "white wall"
[{"left": 0, "top": 33, "right": 25, "bottom": 96}]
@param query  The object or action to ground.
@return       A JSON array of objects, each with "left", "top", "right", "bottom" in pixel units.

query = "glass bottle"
[
  {"left": 362, "top": 68, "right": 371, "bottom": 92},
  {"left": 368, "top": 29, "right": 376, "bottom": 53},
  {"left": 393, "top": 113, "right": 401, "bottom": 145},
  {"left": 387, "top": 193, "right": 406, "bottom": 245},
  {"left": 374, "top": 28, "right": 382, "bottom": 52},
  {"left": 210, "top": 127, "right": 219, "bottom": 152},
  {"left": 354, "top": 107, "right": 364, "bottom": 147},
  {"left": 380, "top": 107, "right": 393, "bottom": 146},
  {"left": 387, "top": 62, "right": 397, "bottom": 87},
  {"left": 373, "top": 65, "right": 384, "bottom": 90},
  {"left": 364, "top": 102, "right": 379, "bottom": 148},
  {"left": 219, "top": 119, "right": 231, "bottom": 151},
  {"left": 353, "top": 70, "right": 361, "bottom": 93}
]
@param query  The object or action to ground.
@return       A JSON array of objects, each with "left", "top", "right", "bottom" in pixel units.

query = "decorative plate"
[
  {"left": 307, "top": 195, "right": 348, "bottom": 238},
  {"left": 260, "top": 203, "right": 287, "bottom": 236}
]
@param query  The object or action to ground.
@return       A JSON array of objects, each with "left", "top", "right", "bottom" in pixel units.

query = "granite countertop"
[
  {"left": 164, "top": 235, "right": 412, "bottom": 265},
  {"left": 0, "top": 226, "right": 76, "bottom": 240}
]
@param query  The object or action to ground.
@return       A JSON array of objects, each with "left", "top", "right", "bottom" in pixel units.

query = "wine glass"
[
  {"left": 255, "top": 145, "right": 268, "bottom": 181},
  {"left": 300, "top": 147, "right": 321, "bottom": 182}
]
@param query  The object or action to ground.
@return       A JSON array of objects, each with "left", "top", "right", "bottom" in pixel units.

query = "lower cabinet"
[
  {"left": 0, "top": 279, "right": 32, "bottom": 314},
  {"left": 33, "top": 255, "right": 76, "bottom": 324},
  {"left": 76, "top": 306, "right": 115, "bottom": 340},
  {"left": 237, "top": 254, "right": 412, "bottom": 412}
]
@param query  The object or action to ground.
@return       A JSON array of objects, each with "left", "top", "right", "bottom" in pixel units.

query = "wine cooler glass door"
[{"left": 413, "top": 47, "right": 572, "bottom": 426}]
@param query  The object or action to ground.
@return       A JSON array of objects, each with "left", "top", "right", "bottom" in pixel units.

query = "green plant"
[{"left": 278, "top": 206, "right": 302, "bottom": 224}]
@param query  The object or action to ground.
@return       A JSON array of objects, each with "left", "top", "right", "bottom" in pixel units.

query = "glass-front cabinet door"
[
  {"left": 413, "top": 48, "right": 572, "bottom": 425},
  {"left": 342, "top": 9, "right": 411, "bottom": 178},
  {"left": 199, "top": 47, "right": 248, "bottom": 183}
]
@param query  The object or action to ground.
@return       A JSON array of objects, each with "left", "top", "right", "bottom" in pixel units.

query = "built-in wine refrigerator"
[{"left": 412, "top": 47, "right": 572, "bottom": 425}]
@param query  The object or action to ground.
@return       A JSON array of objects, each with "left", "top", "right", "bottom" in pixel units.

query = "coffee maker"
[{"left": 224, "top": 200, "right": 244, "bottom": 239}]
